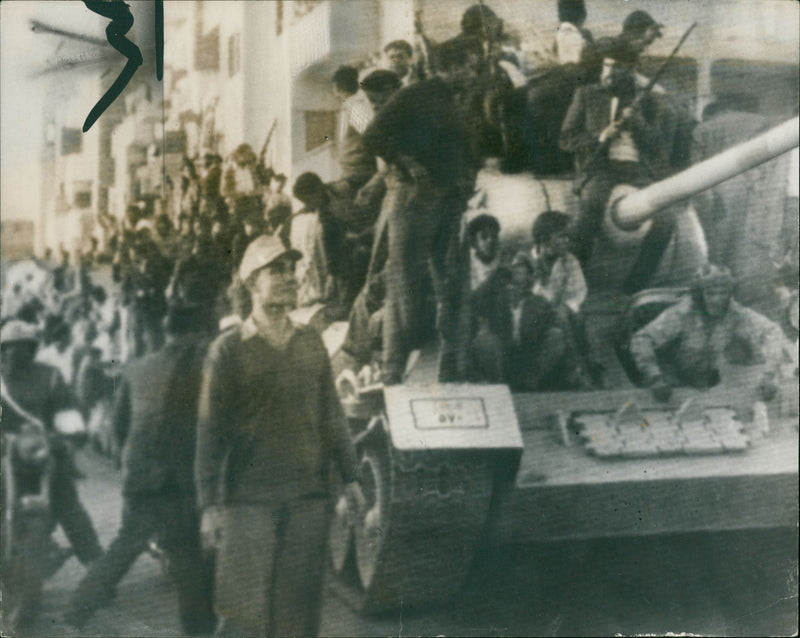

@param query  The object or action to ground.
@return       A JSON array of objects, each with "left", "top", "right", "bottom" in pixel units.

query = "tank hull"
[
  {"left": 333, "top": 372, "right": 798, "bottom": 613},
  {"left": 493, "top": 381, "right": 798, "bottom": 545}
]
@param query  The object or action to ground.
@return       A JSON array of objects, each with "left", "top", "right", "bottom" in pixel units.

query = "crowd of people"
[{"left": 1, "top": 1, "right": 798, "bottom": 636}]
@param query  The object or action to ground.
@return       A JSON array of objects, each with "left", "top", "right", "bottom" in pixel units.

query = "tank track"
[{"left": 330, "top": 436, "right": 495, "bottom": 614}]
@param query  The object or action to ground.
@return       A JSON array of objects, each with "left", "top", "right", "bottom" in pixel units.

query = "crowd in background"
[
  {"left": 1, "top": 2, "right": 798, "bottom": 634},
  {"left": 3, "top": 0, "right": 798, "bottom": 412}
]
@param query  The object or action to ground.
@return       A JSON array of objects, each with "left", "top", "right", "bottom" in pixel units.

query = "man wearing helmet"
[
  {"left": 0, "top": 321, "right": 102, "bottom": 569},
  {"left": 630, "top": 264, "right": 790, "bottom": 402}
]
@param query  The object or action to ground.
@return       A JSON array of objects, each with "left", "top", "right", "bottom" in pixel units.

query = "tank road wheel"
[
  {"left": 341, "top": 415, "right": 496, "bottom": 613},
  {"left": 354, "top": 441, "right": 391, "bottom": 589},
  {"left": 329, "top": 489, "right": 354, "bottom": 575}
]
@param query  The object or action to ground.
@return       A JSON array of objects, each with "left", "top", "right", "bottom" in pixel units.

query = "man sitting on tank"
[
  {"left": 469, "top": 252, "right": 585, "bottom": 391},
  {"left": 453, "top": 213, "right": 506, "bottom": 380},
  {"left": 630, "top": 264, "right": 789, "bottom": 402},
  {"left": 530, "top": 211, "right": 601, "bottom": 387},
  {"left": 530, "top": 211, "right": 587, "bottom": 315},
  {"left": 468, "top": 214, "right": 503, "bottom": 292}
]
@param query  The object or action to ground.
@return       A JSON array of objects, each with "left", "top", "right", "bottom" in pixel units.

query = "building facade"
[{"left": 33, "top": 0, "right": 798, "bottom": 257}]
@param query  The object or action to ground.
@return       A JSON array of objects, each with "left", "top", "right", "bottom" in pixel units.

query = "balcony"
[{"left": 288, "top": 0, "right": 380, "bottom": 77}]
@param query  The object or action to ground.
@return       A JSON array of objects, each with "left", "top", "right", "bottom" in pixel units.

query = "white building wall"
[
  {"left": 379, "top": 0, "right": 415, "bottom": 48},
  {"left": 40, "top": 73, "right": 104, "bottom": 256},
  {"left": 244, "top": 2, "right": 293, "bottom": 177}
]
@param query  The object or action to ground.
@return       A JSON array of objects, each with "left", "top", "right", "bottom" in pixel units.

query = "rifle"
[
  {"left": 575, "top": 22, "right": 697, "bottom": 194},
  {"left": 413, "top": 9, "right": 435, "bottom": 80},
  {"left": 255, "top": 118, "right": 279, "bottom": 186},
  {"left": 259, "top": 118, "right": 278, "bottom": 165}
]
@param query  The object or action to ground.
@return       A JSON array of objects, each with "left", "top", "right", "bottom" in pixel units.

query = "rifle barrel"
[{"left": 576, "top": 22, "right": 697, "bottom": 193}]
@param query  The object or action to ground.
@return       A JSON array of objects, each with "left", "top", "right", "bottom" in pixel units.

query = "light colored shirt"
[
  {"left": 608, "top": 97, "right": 640, "bottom": 163},
  {"left": 511, "top": 302, "right": 523, "bottom": 345},
  {"left": 338, "top": 90, "right": 374, "bottom": 143},
  {"left": 36, "top": 344, "right": 74, "bottom": 385},
  {"left": 470, "top": 251, "right": 499, "bottom": 291},
  {"left": 290, "top": 212, "right": 324, "bottom": 307},
  {"left": 635, "top": 72, "right": 666, "bottom": 95},
  {"left": 555, "top": 22, "right": 585, "bottom": 65},
  {"left": 531, "top": 251, "right": 587, "bottom": 313},
  {"left": 225, "top": 164, "right": 256, "bottom": 196}
]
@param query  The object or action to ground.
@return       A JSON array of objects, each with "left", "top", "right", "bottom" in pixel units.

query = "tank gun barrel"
[{"left": 612, "top": 116, "right": 799, "bottom": 230}]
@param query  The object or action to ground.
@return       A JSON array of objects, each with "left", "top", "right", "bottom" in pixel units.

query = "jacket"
[
  {"left": 559, "top": 83, "right": 668, "bottom": 173},
  {"left": 195, "top": 322, "right": 359, "bottom": 509},
  {"left": 116, "top": 331, "right": 212, "bottom": 497},
  {"left": 631, "top": 297, "right": 787, "bottom": 386}
]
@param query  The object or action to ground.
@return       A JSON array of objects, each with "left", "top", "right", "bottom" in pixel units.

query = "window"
[
  {"left": 304, "top": 110, "right": 337, "bottom": 152},
  {"left": 712, "top": 60, "right": 799, "bottom": 117},
  {"left": 165, "top": 131, "right": 187, "bottom": 154},
  {"left": 73, "top": 181, "right": 92, "bottom": 209},
  {"left": 195, "top": 26, "right": 220, "bottom": 71},
  {"left": 228, "top": 33, "right": 241, "bottom": 77},
  {"left": 61, "top": 128, "right": 82, "bottom": 155}
]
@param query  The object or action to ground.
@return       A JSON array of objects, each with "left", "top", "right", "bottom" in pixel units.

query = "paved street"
[{"left": 31, "top": 447, "right": 798, "bottom": 637}]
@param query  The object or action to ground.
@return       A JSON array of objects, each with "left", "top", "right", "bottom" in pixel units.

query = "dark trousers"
[
  {"left": 129, "top": 306, "right": 165, "bottom": 357},
  {"left": 214, "top": 498, "right": 331, "bottom": 637},
  {"left": 574, "top": 160, "right": 651, "bottom": 266},
  {"left": 470, "top": 326, "right": 572, "bottom": 391},
  {"left": 68, "top": 492, "right": 215, "bottom": 636},
  {"left": 50, "top": 452, "right": 102, "bottom": 566},
  {"left": 381, "top": 168, "right": 461, "bottom": 381}
]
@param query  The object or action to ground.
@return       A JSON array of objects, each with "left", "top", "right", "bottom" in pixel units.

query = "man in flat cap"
[{"left": 195, "top": 235, "right": 365, "bottom": 636}]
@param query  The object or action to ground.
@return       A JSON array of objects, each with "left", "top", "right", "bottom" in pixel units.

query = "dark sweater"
[
  {"left": 361, "top": 77, "right": 470, "bottom": 186},
  {"left": 1, "top": 362, "right": 73, "bottom": 433},
  {"left": 115, "top": 332, "right": 211, "bottom": 497},
  {"left": 195, "top": 324, "right": 359, "bottom": 509}
]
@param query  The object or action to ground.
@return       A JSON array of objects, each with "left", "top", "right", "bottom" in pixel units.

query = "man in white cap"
[{"left": 195, "top": 235, "right": 365, "bottom": 636}]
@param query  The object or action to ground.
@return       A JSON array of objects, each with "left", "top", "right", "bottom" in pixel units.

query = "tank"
[{"left": 328, "top": 117, "right": 799, "bottom": 613}]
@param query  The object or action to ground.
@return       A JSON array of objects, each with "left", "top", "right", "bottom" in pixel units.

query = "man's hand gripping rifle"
[{"left": 575, "top": 22, "right": 697, "bottom": 194}]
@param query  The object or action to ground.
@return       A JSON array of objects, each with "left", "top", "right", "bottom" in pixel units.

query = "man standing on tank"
[
  {"left": 560, "top": 38, "right": 667, "bottom": 263},
  {"left": 361, "top": 37, "right": 479, "bottom": 384}
]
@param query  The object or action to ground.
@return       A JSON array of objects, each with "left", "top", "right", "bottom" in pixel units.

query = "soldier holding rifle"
[
  {"left": 560, "top": 22, "right": 695, "bottom": 275},
  {"left": 559, "top": 38, "right": 664, "bottom": 266}
]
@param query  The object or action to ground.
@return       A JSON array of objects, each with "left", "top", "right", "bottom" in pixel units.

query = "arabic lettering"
[{"left": 82, "top": 0, "right": 164, "bottom": 132}]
